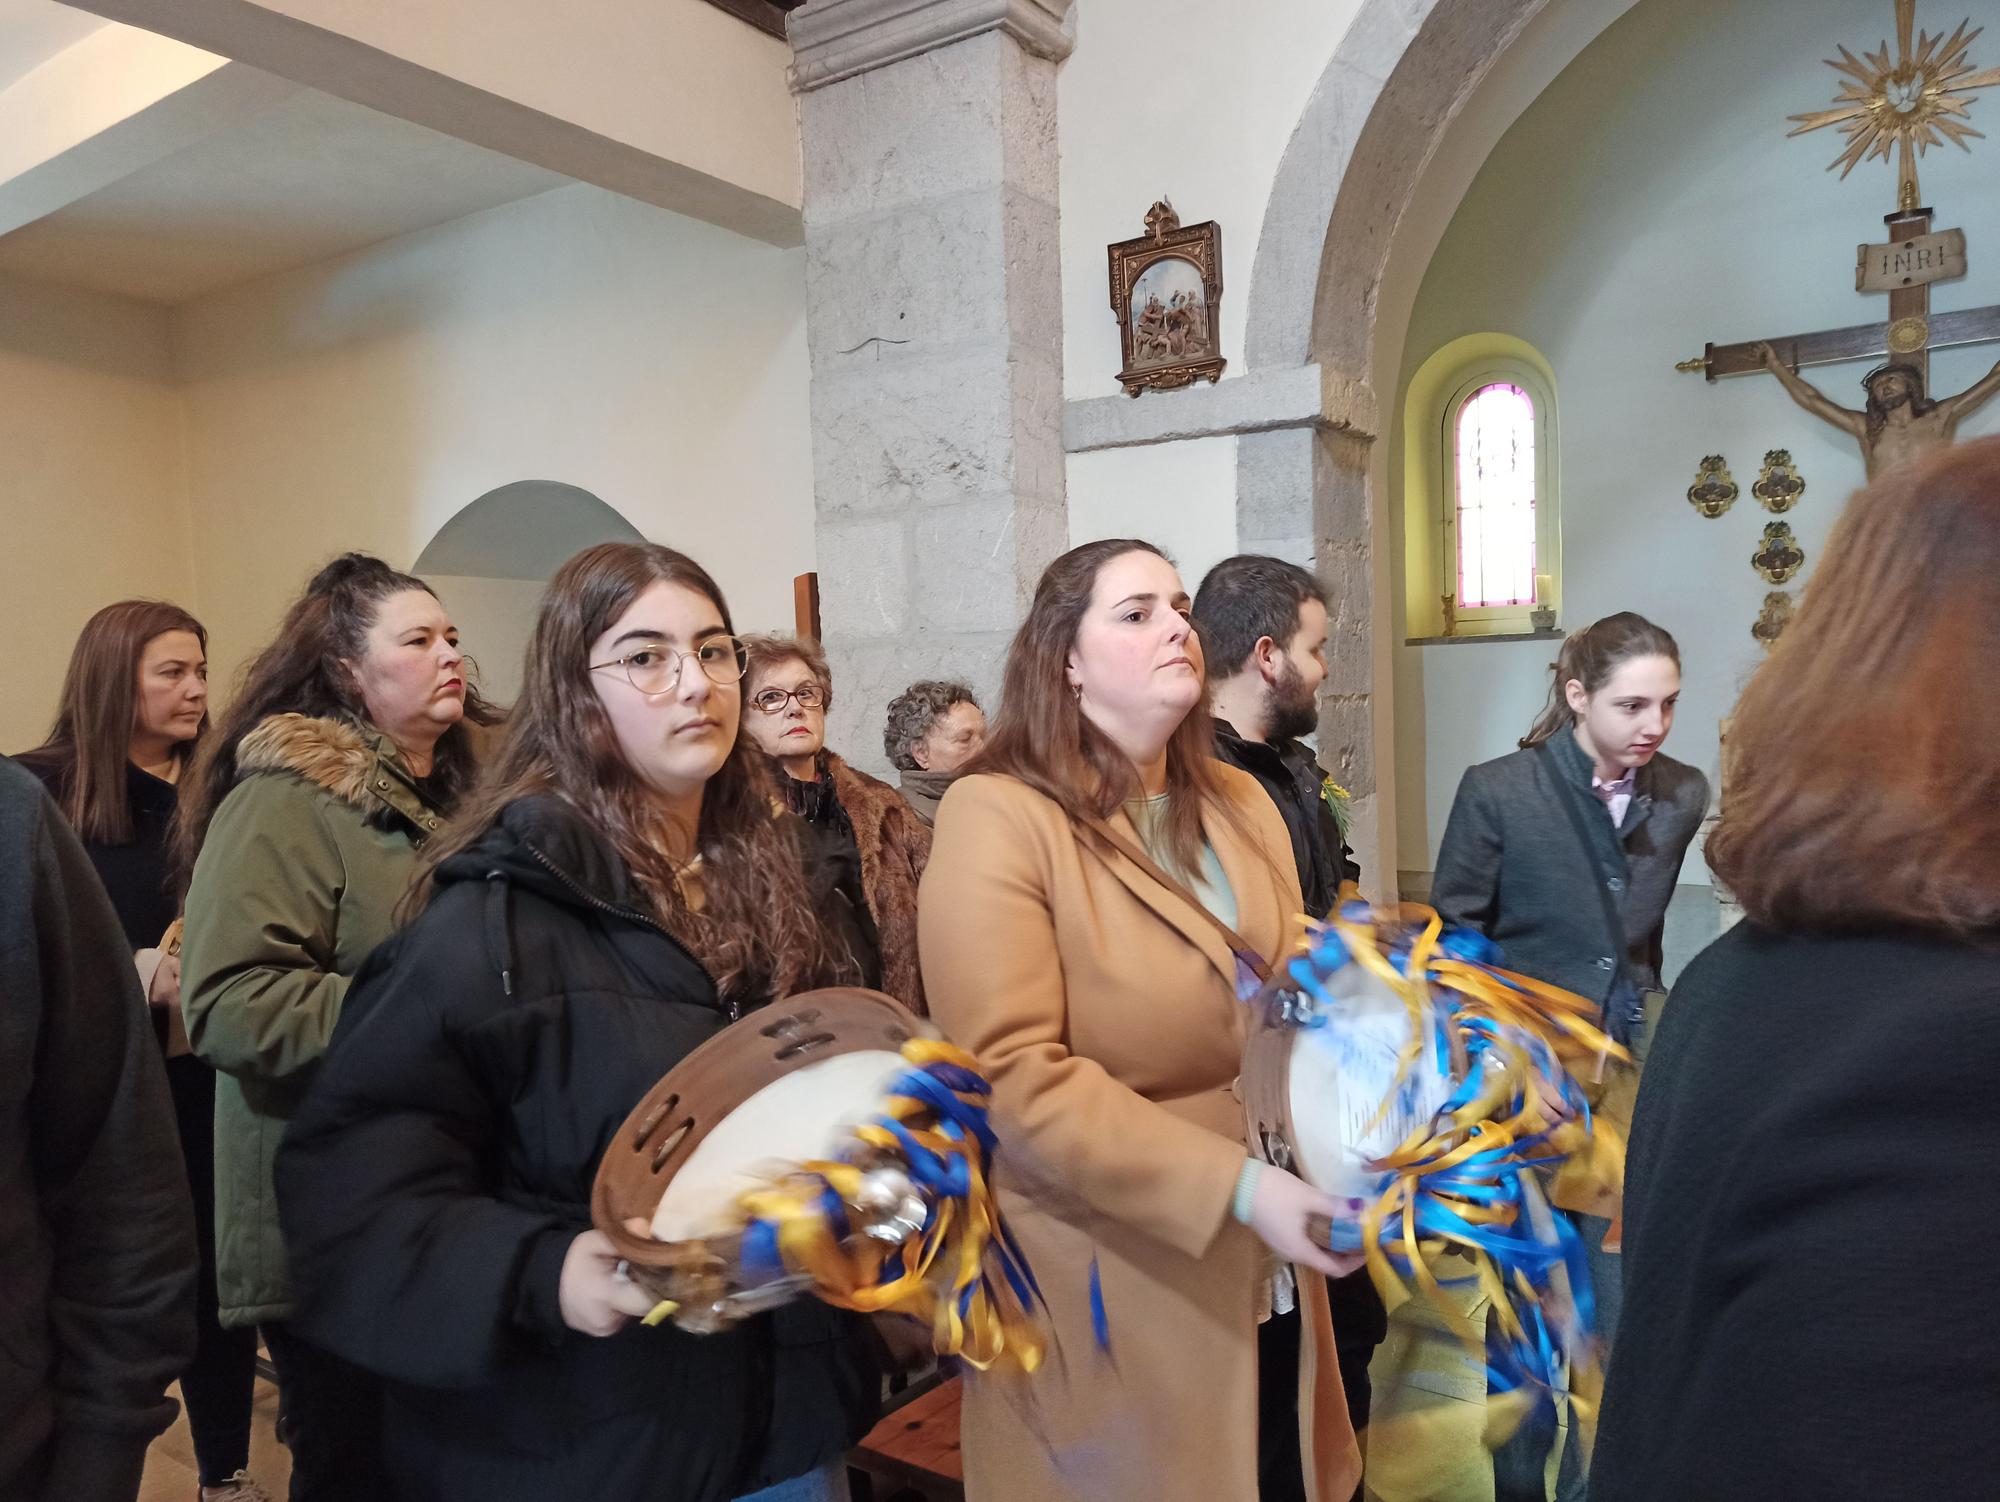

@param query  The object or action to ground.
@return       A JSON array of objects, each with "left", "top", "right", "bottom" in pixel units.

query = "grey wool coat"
[{"left": 1430, "top": 729, "right": 1710, "bottom": 1012}]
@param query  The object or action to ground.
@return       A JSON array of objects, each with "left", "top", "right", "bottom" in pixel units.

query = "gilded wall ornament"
[
  {"left": 1752, "top": 521, "right": 1806, "bottom": 583},
  {"left": 1752, "top": 591, "right": 1795, "bottom": 650},
  {"left": 1686, "top": 455, "right": 1739, "bottom": 518},
  {"left": 1108, "top": 200, "right": 1226, "bottom": 396},
  {"left": 1752, "top": 449, "right": 1805, "bottom": 512}
]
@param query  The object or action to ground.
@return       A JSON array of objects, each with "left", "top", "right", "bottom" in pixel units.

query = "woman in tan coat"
[{"left": 919, "top": 538, "right": 1363, "bottom": 1502}]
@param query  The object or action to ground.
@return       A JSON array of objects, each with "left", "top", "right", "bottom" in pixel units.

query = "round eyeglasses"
[
  {"left": 590, "top": 635, "right": 748, "bottom": 697},
  {"left": 750, "top": 683, "right": 826, "bottom": 715}
]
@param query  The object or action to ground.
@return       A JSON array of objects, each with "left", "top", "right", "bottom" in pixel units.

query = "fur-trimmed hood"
[{"left": 236, "top": 713, "right": 445, "bottom": 836}]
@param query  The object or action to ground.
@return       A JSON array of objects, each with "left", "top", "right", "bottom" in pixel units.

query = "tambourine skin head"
[
  {"left": 1241, "top": 955, "right": 1454, "bottom": 1221},
  {"left": 590, "top": 988, "right": 935, "bottom": 1326}
]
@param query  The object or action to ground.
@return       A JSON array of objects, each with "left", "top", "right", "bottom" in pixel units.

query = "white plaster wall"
[
  {"left": 174, "top": 182, "right": 814, "bottom": 693},
  {"left": 1066, "top": 433, "right": 1238, "bottom": 585},
  {"left": 1390, "top": 0, "right": 2000, "bottom": 877},
  {"left": 1056, "top": 0, "right": 1365, "bottom": 400},
  {"left": 0, "top": 273, "right": 193, "bottom": 752}
]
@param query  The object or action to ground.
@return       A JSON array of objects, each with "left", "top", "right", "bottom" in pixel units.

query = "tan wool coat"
[{"left": 919, "top": 768, "right": 1361, "bottom": 1502}]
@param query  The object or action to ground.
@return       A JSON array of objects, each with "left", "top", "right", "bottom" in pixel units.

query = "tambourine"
[
  {"left": 592, "top": 987, "right": 1042, "bottom": 1367},
  {"left": 1241, "top": 929, "right": 1459, "bottom": 1249},
  {"left": 1240, "top": 896, "right": 1628, "bottom": 1424}
]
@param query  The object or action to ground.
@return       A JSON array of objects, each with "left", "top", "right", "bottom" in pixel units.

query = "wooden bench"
[{"left": 847, "top": 1373, "right": 964, "bottom": 1502}]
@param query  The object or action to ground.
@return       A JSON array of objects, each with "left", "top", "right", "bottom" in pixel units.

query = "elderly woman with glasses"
[{"left": 738, "top": 635, "right": 930, "bottom": 1015}]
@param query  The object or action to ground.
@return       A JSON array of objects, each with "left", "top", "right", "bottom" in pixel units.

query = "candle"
[{"left": 1535, "top": 573, "right": 1553, "bottom": 603}]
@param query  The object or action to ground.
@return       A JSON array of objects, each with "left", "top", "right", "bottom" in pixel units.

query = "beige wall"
[
  {"left": 0, "top": 273, "right": 193, "bottom": 753},
  {"left": 174, "top": 182, "right": 815, "bottom": 696},
  {"left": 6, "top": 181, "right": 814, "bottom": 742}
]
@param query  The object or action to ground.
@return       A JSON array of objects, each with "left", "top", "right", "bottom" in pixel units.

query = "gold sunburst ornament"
[{"left": 1786, "top": 0, "right": 2000, "bottom": 210}]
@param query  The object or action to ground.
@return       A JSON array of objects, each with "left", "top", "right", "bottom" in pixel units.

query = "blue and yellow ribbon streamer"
[
  {"left": 1256, "top": 890, "right": 1629, "bottom": 1432},
  {"left": 727, "top": 1038, "right": 1044, "bottom": 1372}
]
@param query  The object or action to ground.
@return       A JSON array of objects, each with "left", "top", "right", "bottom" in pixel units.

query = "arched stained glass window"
[{"left": 1452, "top": 382, "right": 1538, "bottom": 608}]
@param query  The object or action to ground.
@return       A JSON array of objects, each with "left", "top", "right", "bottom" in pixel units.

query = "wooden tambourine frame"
[{"left": 591, "top": 987, "right": 930, "bottom": 1326}]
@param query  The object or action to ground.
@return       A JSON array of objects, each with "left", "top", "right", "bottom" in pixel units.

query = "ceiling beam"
[
  {"left": 58, "top": 0, "right": 805, "bottom": 247},
  {"left": 0, "top": 27, "right": 296, "bottom": 238}
]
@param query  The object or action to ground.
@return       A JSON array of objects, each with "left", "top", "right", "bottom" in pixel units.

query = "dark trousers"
[
  {"left": 1257, "top": 1269, "right": 1387, "bottom": 1502},
  {"left": 262, "top": 1322, "right": 389, "bottom": 1502},
  {"left": 167, "top": 1054, "right": 261, "bottom": 1487}
]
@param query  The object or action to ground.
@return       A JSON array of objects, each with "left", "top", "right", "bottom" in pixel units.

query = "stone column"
[{"left": 789, "top": 0, "right": 1072, "bottom": 772}]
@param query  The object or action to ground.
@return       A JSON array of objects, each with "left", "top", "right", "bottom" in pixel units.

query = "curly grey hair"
[{"left": 883, "top": 680, "right": 980, "bottom": 771}]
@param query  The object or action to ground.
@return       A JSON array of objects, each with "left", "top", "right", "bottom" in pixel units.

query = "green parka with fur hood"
[{"left": 181, "top": 713, "right": 448, "bottom": 1327}]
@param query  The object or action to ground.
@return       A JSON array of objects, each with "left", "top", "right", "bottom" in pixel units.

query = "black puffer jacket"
[{"left": 275, "top": 794, "right": 883, "bottom": 1502}]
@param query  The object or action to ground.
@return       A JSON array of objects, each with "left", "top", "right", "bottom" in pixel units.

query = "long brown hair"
[
  {"left": 975, "top": 538, "right": 1248, "bottom": 880},
  {"left": 173, "top": 553, "right": 498, "bottom": 890},
  {"left": 1707, "top": 437, "right": 2000, "bottom": 933},
  {"left": 1519, "top": 612, "right": 1682, "bottom": 749},
  {"left": 24, "top": 600, "right": 208, "bottom": 844},
  {"left": 409, "top": 542, "right": 854, "bottom": 1000}
]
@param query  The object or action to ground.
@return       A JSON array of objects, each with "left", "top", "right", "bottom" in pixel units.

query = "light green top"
[{"left": 1124, "top": 791, "right": 1237, "bottom": 931}]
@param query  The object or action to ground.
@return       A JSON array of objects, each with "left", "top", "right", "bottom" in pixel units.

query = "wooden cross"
[{"left": 1678, "top": 202, "right": 2000, "bottom": 385}]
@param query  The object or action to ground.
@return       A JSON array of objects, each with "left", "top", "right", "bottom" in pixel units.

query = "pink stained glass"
[{"left": 1453, "top": 383, "right": 1538, "bottom": 608}]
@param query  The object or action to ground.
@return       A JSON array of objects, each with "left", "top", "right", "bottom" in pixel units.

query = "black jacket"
[
  {"left": 276, "top": 794, "right": 883, "bottom": 1502},
  {"left": 1430, "top": 731, "right": 1709, "bottom": 1012},
  {"left": 1593, "top": 923, "right": 2000, "bottom": 1500},
  {"left": 17, "top": 752, "right": 181, "bottom": 1052},
  {"left": 0, "top": 757, "right": 196, "bottom": 1502},
  {"left": 13, "top": 753, "right": 179, "bottom": 951},
  {"left": 1212, "top": 720, "right": 1359, "bottom": 920}
]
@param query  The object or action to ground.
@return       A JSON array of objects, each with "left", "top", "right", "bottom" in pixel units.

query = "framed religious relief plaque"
[{"left": 1109, "top": 200, "right": 1225, "bottom": 396}]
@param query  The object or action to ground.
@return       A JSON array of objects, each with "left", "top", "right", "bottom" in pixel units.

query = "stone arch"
[
  {"left": 412, "top": 480, "right": 644, "bottom": 580},
  {"left": 412, "top": 480, "right": 646, "bottom": 704},
  {"left": 1235, "top": 0, "right": 1640, "bottom": 891}
]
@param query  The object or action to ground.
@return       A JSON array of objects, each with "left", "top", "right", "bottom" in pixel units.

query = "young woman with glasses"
[
  {"left": 273, "top": 542, "right": 884, "bottom": 1502},
  {"left": 737, "top": 635, "right": 931, "bottom": 1016}
]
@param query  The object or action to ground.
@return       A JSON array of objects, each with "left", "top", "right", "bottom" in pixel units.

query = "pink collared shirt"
[{"left": 1593, "top": 769, "right": 1636, "bottom": 827}]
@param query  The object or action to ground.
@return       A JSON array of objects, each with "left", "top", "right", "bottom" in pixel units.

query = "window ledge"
[{"left": 1405, "top": 629, "right": 1564, "bottom": 647}]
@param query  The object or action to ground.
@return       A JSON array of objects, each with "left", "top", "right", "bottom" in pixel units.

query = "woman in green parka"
[{"left": 175, "top": 553, "right": 497, "bottom": 1501}]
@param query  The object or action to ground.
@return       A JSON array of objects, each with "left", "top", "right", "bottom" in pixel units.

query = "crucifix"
[{"left": 1678, "top": 0, "right": 2000, "bottom": 479}]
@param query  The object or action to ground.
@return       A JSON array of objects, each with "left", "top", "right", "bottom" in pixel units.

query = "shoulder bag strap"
[{"left": 1079, "top": 815, "right": 1272, "bottom": 984}]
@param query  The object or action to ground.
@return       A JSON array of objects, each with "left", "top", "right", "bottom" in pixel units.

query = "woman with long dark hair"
[
  {"left": 17, "top": 600, "right": 267, "bottom": 1502},
  {"left": 1593, "top": 438, "right": 2000, "bottom": 1501},
  {"left": 274, "top": 542, "right": 881, "bottom": 1502},
  {"left": 176, "top": 553, "right": 495, "bottom": 1500},
  {"left": 918, "top": 538, "right": 1363, "bottom": 1502},
  {"left": 1430, "top": 611, "right": 1709, "bottom": 1502}
]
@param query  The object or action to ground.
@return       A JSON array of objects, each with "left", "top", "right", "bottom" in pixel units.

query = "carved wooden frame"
[{"left": 1108, "top": 202, "right": 1226, "bottom": 396}]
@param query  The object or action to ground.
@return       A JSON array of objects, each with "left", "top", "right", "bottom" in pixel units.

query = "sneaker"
[{"left": 200, "top": 1471, "right": 275, "bottom": 1502}]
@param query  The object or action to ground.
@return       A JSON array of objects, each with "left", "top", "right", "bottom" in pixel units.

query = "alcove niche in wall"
[{"left": 413, "top": 481, "right": 646, "bottom": 704}]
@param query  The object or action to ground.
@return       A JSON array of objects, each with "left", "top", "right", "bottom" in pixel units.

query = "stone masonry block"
[
  {"left": 1237, "top": 426, "right": 1315, "bottom": 546},
  {"left": 810, "top": 342, "right": 1017, "bottom": 515},
  {"left": 804, "top": 185, "right": 1058, "bottom": 372},
  {"left": 817, "top": 513, "right": 911, "bottom": 638},
  {"left": 910, "top": 496, "right": 1031, "bottom": 634},
  {"left": 799, "top": 32, "right": 1059, "bottom": 227}
]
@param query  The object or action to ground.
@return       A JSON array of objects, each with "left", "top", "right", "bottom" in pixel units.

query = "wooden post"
[
  {"left": 793, "top": 572, "right": 822, "bottom": 640},
  {"left": 1882, "top": 205, "right": 1933, "bottom": 387}
]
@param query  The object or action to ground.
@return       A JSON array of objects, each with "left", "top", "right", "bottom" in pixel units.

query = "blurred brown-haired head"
[{"left": 1707, "top": 435, "right": 2000, "bottom": 933}]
